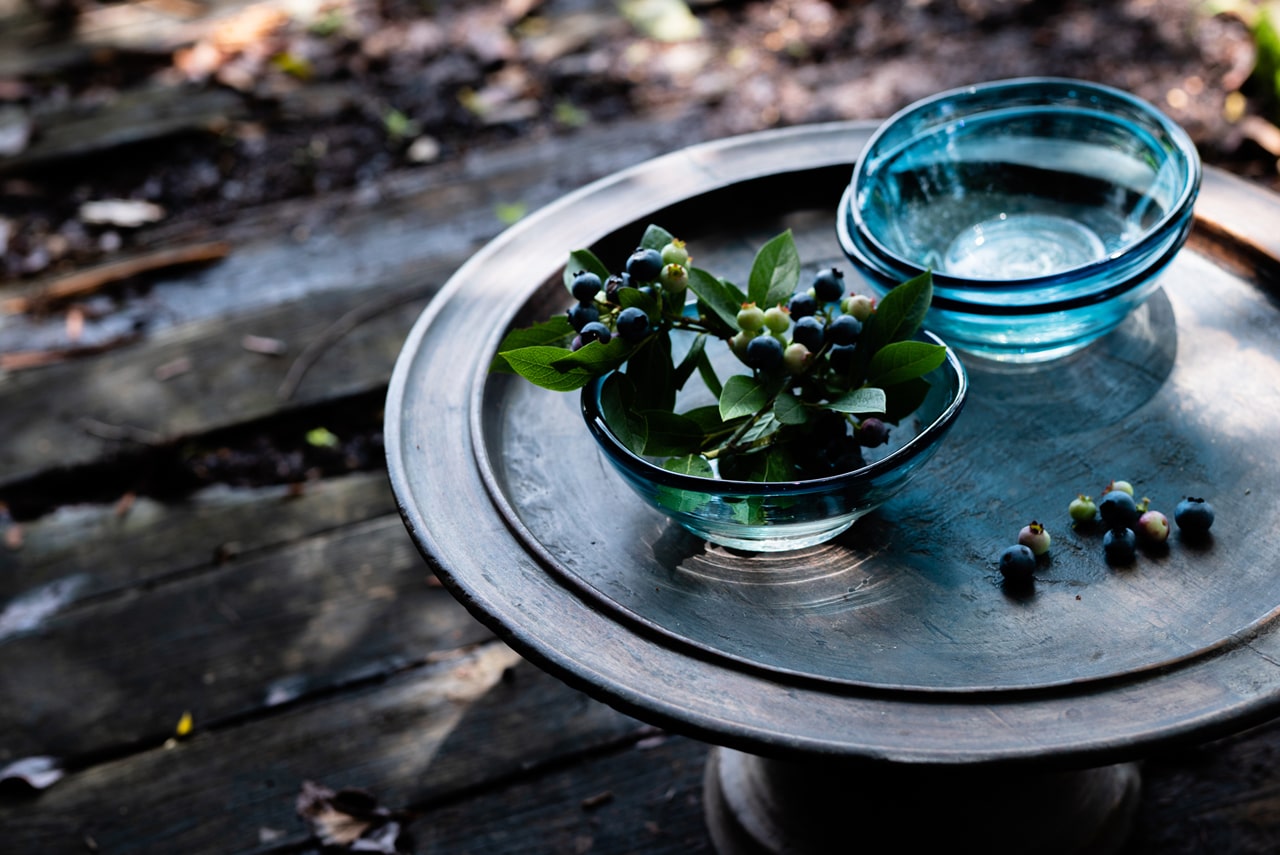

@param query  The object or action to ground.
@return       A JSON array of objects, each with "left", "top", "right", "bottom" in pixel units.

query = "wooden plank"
[
  {"left": 0, "top": 647, "right": 654, "bottom": 854},
  {"left": 409, "top": 729, "right": 712, "bottom": 855},
  {"left": 0, "top": 108, "right": 710, "bottom": 490},
  {"left": 0, "top": 513, "right": 492, "bottom": 762},
  {"left": 0, "top": 470, "right": 397, "bottom": 604}
]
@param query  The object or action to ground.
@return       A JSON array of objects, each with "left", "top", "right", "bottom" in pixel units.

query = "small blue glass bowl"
[
  {"left": 838, "top": 78, "right": 1201, "bottom": 363},
  {"left": 580, "top": 332, "right": 968, "bottom": 552}
]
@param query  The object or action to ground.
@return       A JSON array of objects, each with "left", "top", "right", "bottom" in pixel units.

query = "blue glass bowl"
[
  {"left": 580, "top": 331, "right": 968, "bottom": 552},
  {"left": 838, "top": 78, "right": 1201, "bottom": 363}
]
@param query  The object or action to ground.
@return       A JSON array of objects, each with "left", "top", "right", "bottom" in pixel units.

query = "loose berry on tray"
[
  {"left": 1136, "top": 509, "right": 1170, "bottom": 545},
  {"left": 1018, "top": 521, "right": 1051, "bottom": 556},
  {"left": 999, "top": 544, "right": 1037, "bottom": 584},
  {"left": 1099, "top": 490, "right": 1139, "bottom": 529},
  {"left": 1068, "top": 494, "right": 1097, "bottom": 523},
  {"left": 1103, "top": 527, "right": 1137, "bottom": 565},
  {"left": 1174, "top": 497, "right": 1215, "bottom": 534}
]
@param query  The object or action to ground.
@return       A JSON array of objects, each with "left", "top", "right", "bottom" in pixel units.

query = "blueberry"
[
  {"left": 783, "top": 342, "right": 810, "bottom": 373},
  {"left": 763, "top": 306, "right": 790, "bottom": 334},
  {"left": 1068, "top": 494, "right": 1097, "bottom": 523},
  {"left": 788, "top": 291, "right": 818, "bottom": 319},
  {"left": 567, "top": 303, "right": 599, "bottom": 331},
  {"left": 745, "top": 335, "right": 783, "bottom": 370},
  {"left": 791, "top": 315, "right": 824, "bottom": 351},
  {"left": 660, "top": 240, "right": 689, "bottom": 266},
  {"left": 1103, "top": 527, "right": 1137, "bottom": 565},
  {"left": 1137, "top": 509, "right": 1170, "bottom": 545},
  {"left": 578, "top": 321, "right": 611, "bottom": 346},
  {"left": 571, "top": 271, "right": 601, "bottom": 303},
  {"left": 626, "top": 247, "right": 664, "bottom": 282},
  {"left": 1098, "top": 490, "right": 1139, "bottom": 529},
  {"left": 857, "top": 417, "right": 889, "bottom": 448},
  {"left": 604, "top": 272, "right": 631, "bottom": 303},
  {"left": 737, "top": 304, "right": 765, "bottom": 331},
  {"left": 813, "top": 267, "right": 845, "bottom": 303},
  {"left": 1018, "top": 521, "right": 1051, "bottom": 556},
  {"left": 828, "top": 343, "right": 856, "bottom": 374},
  {"left": 616, "top": 306, "right": 649, "bottom": 342},
  {"left": 1174, "top": 497, "right": 1215, "bottom": 534},
  {"left": 826, "top": 314, "right": 862, "bottom": 346},
  {"left": 999, "top": 544, "right": 1037, "bottom": 584}
]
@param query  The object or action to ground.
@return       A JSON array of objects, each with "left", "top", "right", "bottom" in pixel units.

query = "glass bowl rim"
[
  {"left": 846, "top": 76, "right": 1203, "bottom": 290},
  {"left": 579, "top": 330, "right": 968, "bottom": 495}
]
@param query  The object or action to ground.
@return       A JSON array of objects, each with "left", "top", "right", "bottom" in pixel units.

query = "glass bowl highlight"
[
  {"left": 838, "top": 77, "right": 1201, "bottom": 363},
  {"left": 580, "top": 331, "right": 968, "bottom": 552}
]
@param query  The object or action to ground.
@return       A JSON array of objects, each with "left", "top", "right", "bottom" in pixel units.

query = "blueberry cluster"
[
  {"left": 1070, "top": 479, "right": 1214, "bottom": 567},
  {"left": 566, "top": 241, "right": 692, "bottom": 351},
  {"left": 729, "top": 267, "right": 886, "bottom": 448}
]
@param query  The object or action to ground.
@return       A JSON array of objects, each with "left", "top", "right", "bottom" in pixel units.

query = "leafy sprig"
[{"left": 493, "top": 225, "right": 944, "bottom": 481}]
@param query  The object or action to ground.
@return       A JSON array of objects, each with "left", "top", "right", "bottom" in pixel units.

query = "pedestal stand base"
[{"left": 703, "top": 747, "right": 1140, "bottom": 855}]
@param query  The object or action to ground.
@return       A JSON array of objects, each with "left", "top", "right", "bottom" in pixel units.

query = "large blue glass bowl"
[
  {"left": 838, "top": 78, "right": 1201, "bottom": 363},
  {"left": 580, "top": 331, "right": 968, "bottom": 552}
]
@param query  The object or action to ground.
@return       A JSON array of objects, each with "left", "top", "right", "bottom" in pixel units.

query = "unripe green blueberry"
[
  {"left": 783, "top": 342, "right": 811, "bottom": 373},
  {"left": 1068, "top": 494, "right": 1096, "bottom": 523},
  {"left": 1105, "top": 479, "right": 1134, "bottom": 496},
  {"left": 660, "top": 262, "right": 688, "bottom": 292},
  {"left": 660, "top": 239, "right": 689, "bottom": 266},
  {"left": 763, "top": 306, "right": 790, "bottom": 333},
  {"left": 737, "top": 303, "right": 765, "bottom": 331},
  {"left": 730, "top": 331, "right": 752, "bottom": 359},
  {"left": 842, "top": 294, "right": 875, "bottom": 322}
]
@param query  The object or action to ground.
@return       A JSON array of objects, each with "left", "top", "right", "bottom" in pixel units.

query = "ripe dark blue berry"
[
  {"left": 578, "top": 321, "right": 611, "bottom": 346},
  {"left": 857, "top": 417, "right": 890, "bottom": 448},
  {"left": 1174, "top": 497, "right": 1215, "bottom": 534},
  {"left": 828, "top": 343, "right": 856, "bottom": 374},
  {"left": 791, "top": 315, "right": 824, "bottom": 351},
  {"left": 1098, "top": 490, "right": 1139, "bottom": 529},
  {"left": 571, "top": 271, "right": 601, "bottom": 303},
  {"left": 826, "top": 314, "right": 862, "bottom": 346},
  {"left": 1103, "top": 527, "right": 1137, "bottom": 565},
  {"left": 999, "top": 544, "right": 1036, "bottom": 584},
  {"left": 567, "top": 303, "right": 599, "bottom": 331},
  {"left": 788, "top": 291, "right": 818, "bottom": 319},
  {"left": 745, "top": 335, "right": 783, "bottom": 370},
  {"left": 616, "top": 306, "right": 649, "bottom": 342},
  {"left": 604, "top": 272, "right": 631, "bottom": 303},
  {"left": 813, "top": 267, "right": 845, "bottom": 303},
  {"left": 626, "top": 247, "right": 664, "bottom": 281}
]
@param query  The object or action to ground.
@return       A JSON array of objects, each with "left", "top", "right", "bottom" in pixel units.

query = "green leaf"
[
  {"left": 759, "top": 446, "right": 797, "bottom": 482},
  {"left": 600, "top": 373, "right": 645, "bottom": 454},
  {"left": 672, "top": 333, "right": 707, "bottom": 391},
  {"left": 694, "top": 347, "right": 722, "bottom": 399},
  {"left": 686, "top": 266, "right": 742, "bottom": 332},
  {"left": 866, "top": 341, "right": 948, "bottom": 388},
  {"left": 719, "top": 374, "right": 768, "bottom": 421},
  {"left": 880, "top": 377, "right": 932, "bottom": 425},
  {"left": 562, "top": 249, "right": 611, "bottom": 294},
  {"left": 680, "top": 404, "right": 727, "bottom": 433},
  {"left": 641, "top": 410, "right": 705, "bottom": 456},
  {"left": 618, "top": 286, "right": 660, "bottom": 319},
  {"left": 662, "top": 454, "right": 714, "bottom": 478},
  {"left": 305, "top": 427, "right": 339, "bottom": 448},
  {"left": 640, "top": 224, "right": 676, "bottom": 251},
  {"left": 825, "top": 386, "right": 887, "bottom": 415},
  {"left": 490, "top": 316, "right": 575, "bottom": 372},
  {"left": 551, "top": 336, "right": 632, "bottom": 374},
  {"left": 772, "top": 390, "right": 809, "bottom": 425},
  {"left": 626, "top": 331, "right": 675, "bottom": 411},
  {"left": 864, "top": 270, "right": 933, "bottom": 350},
  {"left": 747, "top": 230, "right": 801, "bottom": 309},
  {"left": 501, "top": 345, "right": 596, "bottom": 391}
]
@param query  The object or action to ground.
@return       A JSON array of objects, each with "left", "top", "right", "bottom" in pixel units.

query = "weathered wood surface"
[{"left": 3, "top": 98, "right": 1280, "bottom": 855}]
